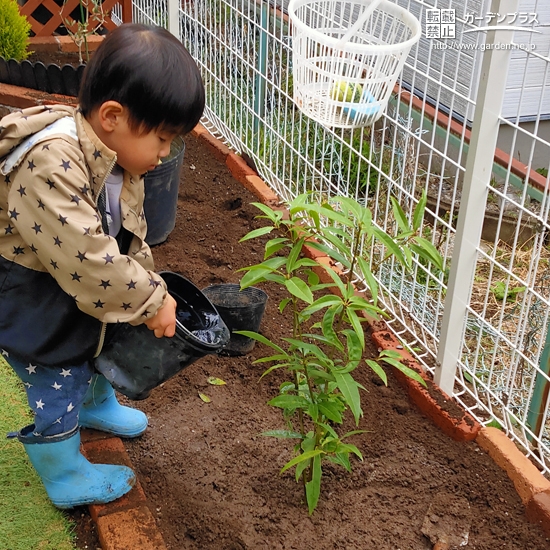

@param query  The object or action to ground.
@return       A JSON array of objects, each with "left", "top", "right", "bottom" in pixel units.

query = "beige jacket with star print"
[{"left": 0, "top": 104, "right": 168, "bottom": 367}]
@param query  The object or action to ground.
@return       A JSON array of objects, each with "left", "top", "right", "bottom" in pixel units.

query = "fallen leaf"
[
  {"left": 207, "top": 376, "right": 226, "bottom": 386},
  {"left": 199, "top": 393, "right": 211, "bottom": 403}
]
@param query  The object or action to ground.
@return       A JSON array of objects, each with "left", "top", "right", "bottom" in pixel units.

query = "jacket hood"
[{"left": 0, "top": 105, "right": 76, "bottom": 169}]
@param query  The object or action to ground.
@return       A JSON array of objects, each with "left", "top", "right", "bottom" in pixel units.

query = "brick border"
[
  {"left": 1, "top": 84, "right": 549, "bottom": 543},
  {"left": 81, "top": 430, "right": 167, "bottom": 550}
]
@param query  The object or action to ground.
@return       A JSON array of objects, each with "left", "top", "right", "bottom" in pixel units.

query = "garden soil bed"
[{"left": 72, "top": 134, "right": 550, "bottom": 550}]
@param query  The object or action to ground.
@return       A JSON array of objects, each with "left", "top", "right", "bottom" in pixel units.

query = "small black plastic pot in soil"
[
  {"left": 0, "top": 57, "right": 85, "bottom": 96},
  {"left": 94, "top": 272, "right": 230, "bottom": 400},
  {"left": 202, "top": 283, "right": 268, "bottom": 356},
  {"left": 143, "top": 136, "right": 185, "bottom": 246}
]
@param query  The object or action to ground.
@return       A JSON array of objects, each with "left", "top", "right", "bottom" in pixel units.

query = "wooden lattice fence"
[{"left": 18, "top": 0, "right": 132, "bottom": 37}]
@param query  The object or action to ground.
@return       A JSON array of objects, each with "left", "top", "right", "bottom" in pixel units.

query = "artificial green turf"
[{"left": 0, "top": 356, "right": 76, "bottom": 550}]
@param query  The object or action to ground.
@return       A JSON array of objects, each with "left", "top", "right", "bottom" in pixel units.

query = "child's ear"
[{"left": 97, "top": 101, "right": 125, "bottom": 133}]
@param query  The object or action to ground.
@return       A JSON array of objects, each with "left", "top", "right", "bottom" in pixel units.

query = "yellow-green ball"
[{"left": 330, "top": 81, "right": 363, "bottom": 102}]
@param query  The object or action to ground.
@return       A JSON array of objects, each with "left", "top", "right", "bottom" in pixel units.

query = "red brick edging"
[
  {"left": 81, "top": 429, "right": 167, "bottom": 550},
  {"left": 0, "top": 84, "right": 549, "bottom": 542}
]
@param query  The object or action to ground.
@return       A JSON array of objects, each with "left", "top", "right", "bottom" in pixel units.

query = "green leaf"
[
  {"left": 381, "top": 357, "right": 427, "bottom": 387},
  {"left": 279, "top": 298, "right": 292, "bottom": 313},
  {"left": 239, "top": 265, "right": 279, "bottom": 288},
  {"left": 279, "top": 381, "right": 296, "bottom": 393},
  {"left": 308, "top": 370, "right": 336, "bottom": 384},
  {"left": 328, "top": 452, "right": 351, "bottom": 472},
  {"left": 490, "top": 281, "right": 527, "bottom": 301},
  {"left": 282, "top": 338, "right": 328, "bottom": 359},
  {"left": 365, "top": 359, "right": 388, "bottom": 385},
  {"left": 343, "top": 329, "right": 362, "bottom": 365},
  {"left": 286, "top": 238, "right": 305, "bottom": 273},
  {"left": 307, "top": 403, "right": 320, "bottom": 422},
  {"left": 358, "top": 203, "right": 373, "bottom": 232},
  {"left": 302, "top": 295, "right": 343, "bottom": 316},
  {"left": 284, "top": 277, "right": 314, "bottom": 304},
  {"left": 334, "top": 196, "right": 366, "bottom": 222},
  {"left": 379, "top": 348, "right": 402, "bottom": 360},
  {"left": 318, "top": 400, "right": 343, "bottom": 423},
  {"left": 304, "top": 240, "right": 351, "bottom": 269},
  {"left": 412, "top": 190, "right": 427, "bottom": 232},
  {"left": 372, "top": 227, "right": 407, "bottom": 266},
  {"left": 317, "top": 422, "right": 339, "bottom": 440},
  {"left": 410, "top": 236, "right": 444, "bottom": 271},
  {"left": 250, "top": 201, "right": 281, "bottom": 222},
  {"left": 346, "top": 309, "right": 365, "bottom": 350},
  {"left": 280, "top": 449, "right": 324, "bottom": 474},
  {"left": 334, "top": 442, "right": 363, "bottom": 460},
  {"left": 356, "top": 256, "right": 378, "bottom": 307},
  {"left": 486, "top": 418, "right": 503, "bottom": 430},
  {"left": 265, "top": 237, "right": 288, "bottom": 258},
  {"left": 239, "top": 225, "right": 274, "bottom": 242},
  {"left": 261, "top": 429, "right": 303, "bottom": 439},
  {"left": 402, "top": 245, "right": 413, "bottom": 270},
  {"left": 263, "top": 272, "right": 287, "bottom": 285},
  {"left": 321, "top": 307, "right": 343, "bottom": 351},
  {"left": 252, "top": 353, "right": 290, "bottom": 364},
  {"left": 319, "top": 232, "right": 352, "bottom": 268},
  {"left": 293, "top": 201, "right": 352, "bottom": 227},
  {"left": 391, "top": 196, "right": 410, "bottom": 233},
  {"left": 268, "top": 394, "right": 310, "bottom": 410},
  {"left": 307, "top": 270, "right": 320, "bottom": 286},
  {"left": 246, "top": 256, "right": 287, "bottom": 272},
  {"left": 259, "top": 363, "right": 291, "bottom": 379},
  {"left": 305, "top": 454, "right": 322, "bottom": 514},
  {"left": 295, "top": 456, "right": 310, "bottom": 481},
  {"left": 233, "top": 331, "right": 284, "bottom": 353},
  {"left": 333, "top": 371, "right": 363, "bottom": 424},
  {"left": 319, "top": 264, "right": 348, "bottom": 297},
  {"left": 207, "top": 376, "right": 226, "bottom": 385},
  {"left": 294, "top": 258, "right": 320, "bottom": 269}
]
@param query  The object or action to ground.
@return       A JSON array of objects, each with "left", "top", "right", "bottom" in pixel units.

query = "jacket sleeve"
[{"left": 8, "top": 136, "right": 168, "bottom": 325}]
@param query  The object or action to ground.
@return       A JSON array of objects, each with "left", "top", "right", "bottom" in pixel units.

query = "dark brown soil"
[
  {"left": 26, "top": 50, "right": 83, "bottom": 67},
  {"left": 71, "top": 134, "right": 550, "bottom": 550}
]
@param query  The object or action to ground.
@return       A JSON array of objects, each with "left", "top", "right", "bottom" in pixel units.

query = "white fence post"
[
  {"left": 167, "top": 0, "right": 180, "bottom": 38},
  {"left": 435, "top": 0, "right": 520, "bottom": 395}
]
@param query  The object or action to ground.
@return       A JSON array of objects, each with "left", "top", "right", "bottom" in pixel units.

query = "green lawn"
[{"left": 0, "top": 356, "right": 76, "bottom": 550}]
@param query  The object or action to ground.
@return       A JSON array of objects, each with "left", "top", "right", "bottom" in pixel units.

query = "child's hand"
[{"left": 144, "top": 294, "right": 177, "bottom": 338}]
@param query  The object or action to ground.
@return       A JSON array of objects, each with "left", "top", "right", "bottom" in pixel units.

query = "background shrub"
[{"left": 0, "top": 0, "right": 31, "bottom": 61}]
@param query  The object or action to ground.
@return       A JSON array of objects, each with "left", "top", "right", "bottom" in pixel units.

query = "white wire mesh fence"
[{"left": 129, "top": 0, "right": 550, "bottom": 474}]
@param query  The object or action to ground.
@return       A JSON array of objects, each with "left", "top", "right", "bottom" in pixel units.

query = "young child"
[{"left": 0, "top": 23, "right": 205, "bottom": 508}]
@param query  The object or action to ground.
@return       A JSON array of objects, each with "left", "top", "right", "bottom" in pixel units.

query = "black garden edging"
[{"left": 0, "top": 57, "right": 84, "bottom": 97}]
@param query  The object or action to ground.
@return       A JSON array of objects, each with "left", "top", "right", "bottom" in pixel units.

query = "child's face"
[
  {"left": 111, "top": 116, "right": 178, "bottom": 175},
  {"left": 89, "top": 103, "right": 179, "bottom": 175}
]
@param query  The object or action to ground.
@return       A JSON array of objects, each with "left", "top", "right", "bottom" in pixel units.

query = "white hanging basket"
[{"left": 288, "top": 0, "right": 421, "bottom": 129}]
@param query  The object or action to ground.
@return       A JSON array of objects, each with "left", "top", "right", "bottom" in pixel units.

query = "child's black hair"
[{"left": 78, "top": 23, "right": 205, "bottom": 136}]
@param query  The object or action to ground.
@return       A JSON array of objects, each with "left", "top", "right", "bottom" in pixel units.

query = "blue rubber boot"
[
  {"left": 18, "top": 425, "right": 135, "bottom": 509},
  {"left": 79, "top": 374, "right": 148, "bottom": 437}
]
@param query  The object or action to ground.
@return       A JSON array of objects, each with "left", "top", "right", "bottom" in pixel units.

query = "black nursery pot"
[
  {"left": 202, "top": 284, "right": 268, "bottom": 356},
  {"left": 143, "top": 137, "right": 185, "bottom": 246},
  {"left": 94, "top": 272, "right": 230, "bottom": 400}
]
